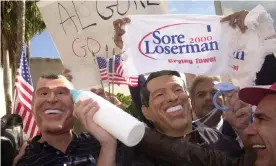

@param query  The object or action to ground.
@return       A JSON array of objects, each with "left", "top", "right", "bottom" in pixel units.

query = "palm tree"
[
  {"left": 2, "top": 1, "right": 23, "bottom": 114},
  {"left": 25, "top": 1, "right": 46, "bottom": 63},
  {"left": 1, "top": 1, "right": 46, "bottom": 114}
]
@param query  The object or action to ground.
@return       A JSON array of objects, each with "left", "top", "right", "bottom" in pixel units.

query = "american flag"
[
  {"left": 96, "top": 56, "right": 108, "bottom": 80},
  {"left": 108, "top": 55, "right": 138, "bottom": 87},
  {"left": 12, "top": 50, "right": 39, "bottom": 139},
  {"left": 114, "top": 55, "right": 123, "bottom": 76}
]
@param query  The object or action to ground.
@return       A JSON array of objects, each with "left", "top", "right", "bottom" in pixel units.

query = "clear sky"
[{"left": 30, "top": 0, "right": 215, "bottom": 59}]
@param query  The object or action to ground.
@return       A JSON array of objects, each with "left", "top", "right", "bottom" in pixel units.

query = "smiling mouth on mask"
[
  {"left": 252, "top": 144, "right": 266, "bottom": 149},
  {"left": 166, "top": 105, "right": 183, "bottom": 113},
  {"left": 44, "top": 110, "right": 64, "bottom": 114}
]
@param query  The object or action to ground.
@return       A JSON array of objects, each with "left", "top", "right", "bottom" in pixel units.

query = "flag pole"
[
  {"left": 105, "top": 45, "right": 111, "bottom": 95},
  {"left": 111, "top": 48, "right": 116, "bottom": 104}
]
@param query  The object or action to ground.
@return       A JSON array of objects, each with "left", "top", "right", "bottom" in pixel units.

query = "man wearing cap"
[{"left": 135, "top": 82, "right": 276, "bottom": 166}]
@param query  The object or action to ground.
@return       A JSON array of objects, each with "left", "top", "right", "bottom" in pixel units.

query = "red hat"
[{"left": 239, "top": 82, "right": 276, "bottom": 106}]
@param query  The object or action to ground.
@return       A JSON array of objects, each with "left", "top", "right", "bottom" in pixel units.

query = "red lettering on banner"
[
  {"left": 232, "top": 65, "right": 239, "bottom": 71},
  {"left": 168, "top": 59, "right": 193, "bottom": 64},
  {"left": 195, "top": 56, "right": 216, "bottom": 64},
  {"left": 189, "top": 36, "right": 212, "bottom": 43}
]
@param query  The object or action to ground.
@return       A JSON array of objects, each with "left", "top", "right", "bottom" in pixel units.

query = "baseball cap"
[{"left": 239, "top": 82, "right": 276, "bottom": 106}]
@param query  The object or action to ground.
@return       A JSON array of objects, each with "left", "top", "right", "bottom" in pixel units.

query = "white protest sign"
[
  {"left": 37, "top": 1, "right": 167, "bottom": 90},
  {"left": 122, "top": 14, "right": 231, "bottom": 76}
]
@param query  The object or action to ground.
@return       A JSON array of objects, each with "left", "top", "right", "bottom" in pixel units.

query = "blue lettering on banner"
[
  {"left": 233, "top": 51, "right": 245, "bottom": 60},
  {"left": 144, "top": 30, "right": 219, "bottom": 55},
  {"left": 207, "top": 25, "right": 211, "bottom": 32}
]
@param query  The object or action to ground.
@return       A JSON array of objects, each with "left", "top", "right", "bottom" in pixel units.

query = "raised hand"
[
  {"left": 221, "top": 10, "right": 249, "bottom": 33},
  {"left": 73, "top": 99, "right": 116, "bottom": 148},
  {"left": 113, "top": 17, "right": 131, "bottom": 49},
  {"left": 223, "top": 88, "right": 252, "bottom": 147}
]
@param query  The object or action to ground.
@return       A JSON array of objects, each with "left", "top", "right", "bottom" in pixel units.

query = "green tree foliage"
[
  {"left": 115, "top": 93, "right": 140, "bottom": 118},
  {"left": 116, "top": 93, "right": 132, "bottom": 107},
  {"left": 25, "top": 1, "right": 46, "bottom": 42},
  {"left": 1, "top": 1, "right": 46, "bottom": 114},
  {"left": 1, "top": 1, "right": 46, "bottom": 67}
]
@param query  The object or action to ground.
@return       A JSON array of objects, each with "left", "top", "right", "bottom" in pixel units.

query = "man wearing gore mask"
[
  {"left": 119, "top": 70, "right": 242, "bottom": 166},
  {"left": 135, "top": 83, "right": 276, "bottom": 166},
  {"left": 15, "top": 74, "right": 121, "bottom": 166}
]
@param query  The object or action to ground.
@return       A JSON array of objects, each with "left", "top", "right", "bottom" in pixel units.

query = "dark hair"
[
  {"left": 140, "top": 70, "right": 183, "bottom": 107},
  {"left": 40, "top": 73, "right": 60, "bottom": 80}
]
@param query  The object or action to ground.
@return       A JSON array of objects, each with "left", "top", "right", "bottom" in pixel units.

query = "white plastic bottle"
[{"left": 70, "top": 89, "right": 145, "bottom": 147}]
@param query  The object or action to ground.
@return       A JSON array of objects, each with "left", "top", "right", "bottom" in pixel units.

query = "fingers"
[
  {"left": 220, "top": 10, "right": 248, "bottom": 33},
  {"left": 231, "top": 95, "right": 249, "bottom": 113},
  {"left": 12, "top": 142, "right": 28, "bottom": 166},
  {"left": 225, "top": 87, "right": 240, "bottom": 97},
  {"left": 236, "top": 11, "right": 248, "bottom": 33},
  {"left": 235, "top": 112, "right": 251, "bottom": 129},
  {"left": 85, "top": 103, "right": 99, "bottom": 127},
  {"left": 225, "top": 88, "right": 239, "bottom": 107},
  {"left": 235, "top": 105, "right": 251, "bottom": 117},
  {"left": 113, "top": 17, "right": 131, "bottom": 49},
  {"left": 113, "top": 17, "right": 131, "bottom": 28},
  {"left": 74, "top": 99, "right": 94, "bottom": 118},
  {"left": 220, "top": 12, "right": 237, "bottom": 27},
  {"left": 236, "top": 18, "right": 244, "bottom": 33},
  {"left": 220, "top": 15, "right": 231, "bottom": 22},
  {"left": 229, "top": 15, "right": 237, "bottom": 28},
  {"left": 223, "top": 106, "right": 251, "bottom": 130},
  {"left": 114, "top": 18, "right": 130, "bottom": 36},
  {"left": 74, "top": 99, "right": 99, "bottom": 128}
]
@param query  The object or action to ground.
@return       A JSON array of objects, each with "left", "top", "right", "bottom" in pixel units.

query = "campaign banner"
[
  {"left": 122, "top": 14, "right": 231, "bottom": 76},
  {"left": 122, "top": 5, "right": 276, "bottom": 88}
]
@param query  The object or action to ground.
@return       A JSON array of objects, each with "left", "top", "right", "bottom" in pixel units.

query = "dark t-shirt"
[
  {"left": 16, "top": 132, "right": 123, "bottom": 166},
  {"left": 123, "top": 127, "right": 243, "bottom": 166}
]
